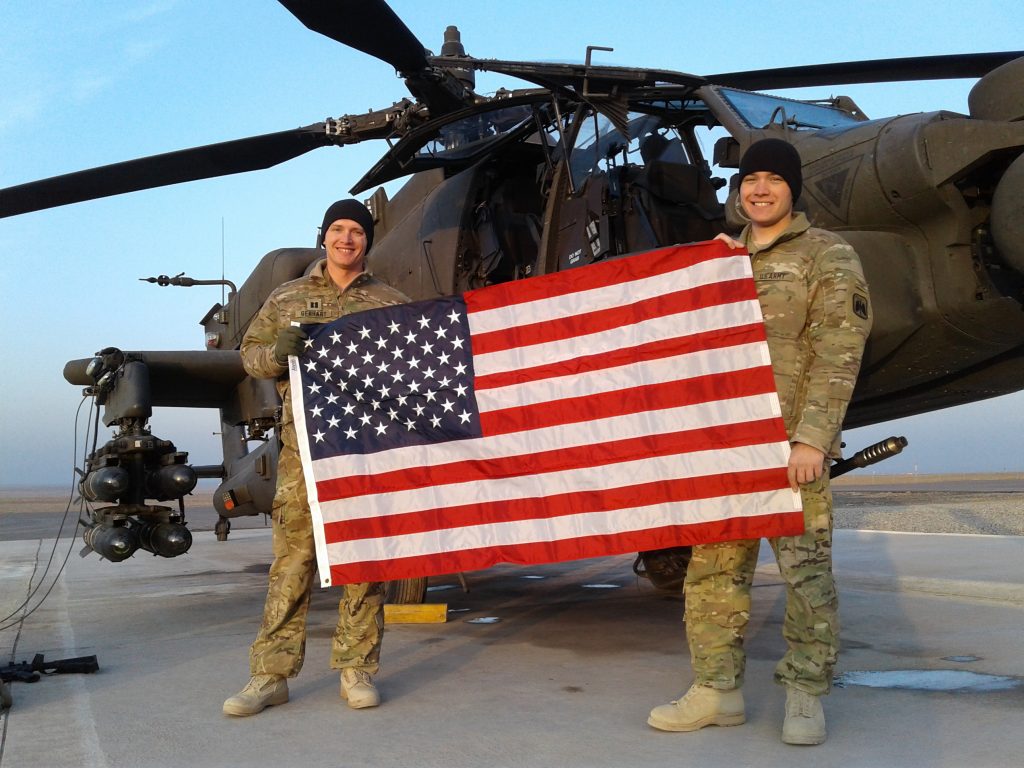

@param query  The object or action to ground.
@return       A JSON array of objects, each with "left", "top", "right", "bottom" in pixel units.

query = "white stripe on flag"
[
  {"left": 318, "top": 441, "right": 792, "bottom": 523},
  {"left": 475, "top": 340, "right": 771, "bottom": 412},
  {"left": 326, "top": 487, "right": 798, "bottom": 563},
  {"left": 471, "top": 300, "right": 764, "bottom": 377},
  {"left": 468, "top": 254, "right": 753, "bottom": 334},
  {"left": 310, "top": 392, "right": 782, "bottom": 484},
  {"left": 288, "top": 354, "right": 334, "bottom": 583}
]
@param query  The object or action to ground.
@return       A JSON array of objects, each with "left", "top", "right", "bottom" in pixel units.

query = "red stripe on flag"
[
  {"left": 470, "top": 278, "right": 758, "bottom": 356},
  {"left": 464, "top": 241, "right": 739, "bottom": 313},
  {"left": 323, "top": 467, "right": 790, "bottom": 542},
  {"left": 327, "top": 510, "right": 805, "bottom": 584},
  {"left": 474, "top": 323, "right": 767, "bottom": 390},
  {"left": 315, "top": 417, "right": 785, "bottom": 501},
  {"left": 479, "top": 366, "right": 777, "bottom": 437}
]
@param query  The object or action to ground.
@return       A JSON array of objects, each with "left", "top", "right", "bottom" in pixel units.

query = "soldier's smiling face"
[
  {"left": 324, "top": 218, "right": 368, "bottom": 275},
  {"left": 740, "top": 171, "right": 794, "bottom": 232}
]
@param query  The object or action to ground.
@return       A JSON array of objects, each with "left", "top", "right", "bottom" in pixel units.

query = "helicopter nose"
[{"left": 990, "top": 152, "right": 1024, "bottom": 278}]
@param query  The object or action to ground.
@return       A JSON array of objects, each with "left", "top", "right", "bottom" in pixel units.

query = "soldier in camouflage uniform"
[
  {"left": 648, "top": 139, "right": 871, "bottom": 745},
  {"left": 223, "top": 199, "right": 409, "bottom": 717}
]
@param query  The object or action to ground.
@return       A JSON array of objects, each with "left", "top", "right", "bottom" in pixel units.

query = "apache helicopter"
[{"left": 2, "top": 1, "right": 1023, "bottom": 601}]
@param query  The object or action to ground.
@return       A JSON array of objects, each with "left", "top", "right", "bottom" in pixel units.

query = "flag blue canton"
[{"left": 297, "top": 296, "right": 481, "bottom": 460}]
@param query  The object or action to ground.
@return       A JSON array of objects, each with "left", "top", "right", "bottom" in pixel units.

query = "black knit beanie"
[
  {"left": 738, "top": 139, "right": 802, "bottom": 203},
  {"left": 320, "top": 199, "right": 375, "bottom": 253}
]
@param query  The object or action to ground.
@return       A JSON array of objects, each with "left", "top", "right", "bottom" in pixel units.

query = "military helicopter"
[{"left": 2, "top": 1, "right": 1022, "bottom": 601}]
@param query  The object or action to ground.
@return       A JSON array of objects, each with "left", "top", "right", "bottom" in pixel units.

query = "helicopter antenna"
[{"left": 221, "top": 217, "right": 226, "bottom": 306}]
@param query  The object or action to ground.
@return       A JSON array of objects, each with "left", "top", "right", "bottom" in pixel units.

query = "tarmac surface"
[{"left": 2, "top": 484, "right": 1023, "bottom": 768}]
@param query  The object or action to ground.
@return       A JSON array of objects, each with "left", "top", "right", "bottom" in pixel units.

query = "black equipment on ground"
[{"left": 1, "top": 653, "right": 100, "bottom": 684}]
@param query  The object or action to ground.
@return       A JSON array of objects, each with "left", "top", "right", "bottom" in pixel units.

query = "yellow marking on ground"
[{"left": 383, "top": 603, "right": 448, "bottom": 624}]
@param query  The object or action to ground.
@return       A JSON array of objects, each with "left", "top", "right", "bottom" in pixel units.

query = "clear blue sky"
[{"left": 2, "top": 0, "right": 1022, "bottom": 486}]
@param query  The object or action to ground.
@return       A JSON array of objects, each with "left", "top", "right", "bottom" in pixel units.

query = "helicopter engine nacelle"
[
  {"left": 990, "top": 151, "right": 1024, "bottom": 278},
  {"left": 969, "top": 56, "right": 1024, "bottom": 121}
]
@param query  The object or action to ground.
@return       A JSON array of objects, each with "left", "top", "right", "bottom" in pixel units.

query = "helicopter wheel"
[
  {"left": 384, "top": 577, "right": 428, "bottom": 604},
  {"left": 633, "top": 546, "right": 692, "bottom": 593}
]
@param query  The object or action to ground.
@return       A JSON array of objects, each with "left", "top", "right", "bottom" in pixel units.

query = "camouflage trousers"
[
  {"left": 684, "top": 472, "right": 837, "bottom": 696},
  {"left": 249, "top": 443, "right": 384, "bottom": 678}
]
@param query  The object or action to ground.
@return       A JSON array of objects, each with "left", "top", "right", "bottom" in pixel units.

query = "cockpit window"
[
  {"left": 569, "top": 111, "right": 693, "bottom": 189},
  {"left": 717, "top": 87, "right": 863, "bottom": 129},
  {"left": 413, "top": 104, "right": 537, "bottom": 161},
  {"left": 354, "top": 90, "right": 713, "bottom": 194},
  {"left": 569, "top": 112, "right": 623, "bottom": 185},
  {"left": 351, "top": 95, "right": 552, "bottom": 192}
]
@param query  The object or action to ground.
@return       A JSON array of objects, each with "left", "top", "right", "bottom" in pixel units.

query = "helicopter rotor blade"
[
  {"left": 708, "top": 51, "right": 1024, "bottom": 91},
  {"left": 0, "top": 124, "right": 332, "bottom": 218},
  {"left": 277, "top": 0, "right": 429, "bottom": 75},
  {"left": 278, "top": 1, "right": 472, "bottom": 115}
]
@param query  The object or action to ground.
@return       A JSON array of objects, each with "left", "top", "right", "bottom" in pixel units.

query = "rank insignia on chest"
[{"left": 299, "top": 298, "right": 327, "bottom": 318}]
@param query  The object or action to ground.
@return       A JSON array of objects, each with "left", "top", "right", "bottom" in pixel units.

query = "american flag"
[{"left": 290, "top": 241, "right": 804, "bottom": 587}]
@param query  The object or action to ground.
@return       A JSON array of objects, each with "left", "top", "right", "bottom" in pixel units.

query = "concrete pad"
[{"left": 2, "top": 529, "right": 1022, "bottom": 768}]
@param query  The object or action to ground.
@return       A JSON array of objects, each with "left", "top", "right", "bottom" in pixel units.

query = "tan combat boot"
[
  {"left": 340, "top": 668, "right": 380, "bottom": 709},
  {"left": 647, "top": 683, "right": 745, "bottom": 732},
  {"left": 222, "top": 674, "right": 289, "bottom": 716},
  {"left": 782, "top": 686, "right": 826, "bottom": 745}
]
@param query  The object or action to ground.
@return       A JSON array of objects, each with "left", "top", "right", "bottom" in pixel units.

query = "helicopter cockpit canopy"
[
  {"left": 713, "top": 86, "right": 868, "bottom": 130},
  {"left": 352, "top": 93, "right": 553, "bottom": 192}
]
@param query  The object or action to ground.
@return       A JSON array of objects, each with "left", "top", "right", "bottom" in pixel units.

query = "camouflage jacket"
[
  {"left": 240, "top": 259, "right": 409, "bottom": 448},
  {"left": 740, "top": 212, "right": 872, "bottom": 458}
]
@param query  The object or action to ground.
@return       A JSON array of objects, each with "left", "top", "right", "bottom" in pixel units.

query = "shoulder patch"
[{"left": 852, "top": 293, "right": 869, "bottom": 320}]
